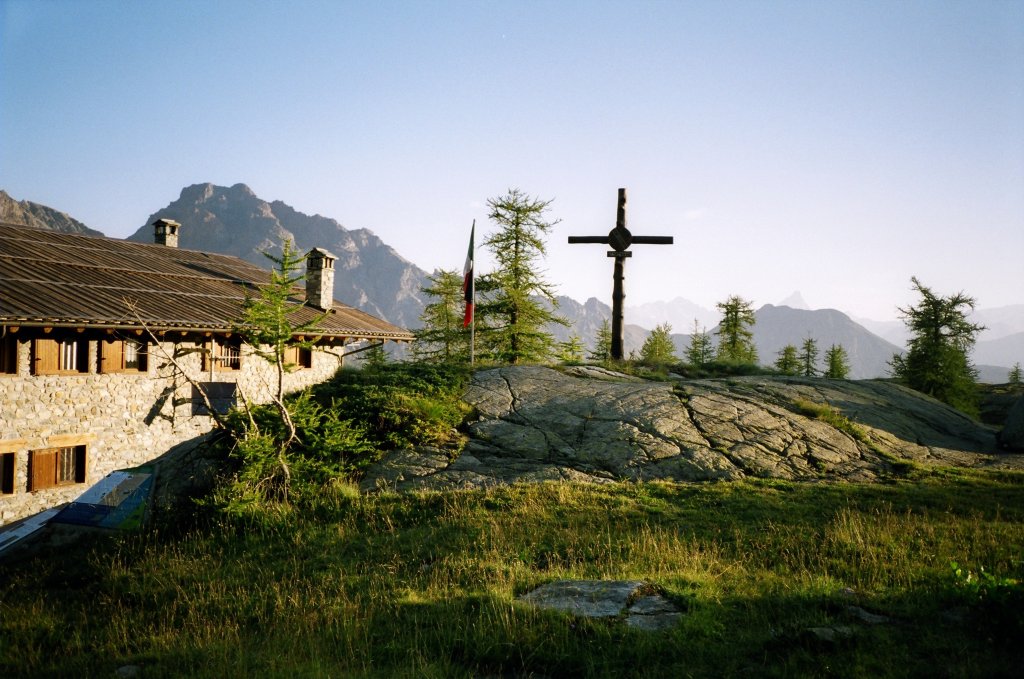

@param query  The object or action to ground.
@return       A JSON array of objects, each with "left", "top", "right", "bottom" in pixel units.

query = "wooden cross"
[{"left": 568, "top": 188, "right": 673, "bottom": 360}]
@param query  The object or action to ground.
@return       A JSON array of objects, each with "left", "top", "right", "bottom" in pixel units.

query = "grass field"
[{"left": 2, "top": 468, "right": 1022, "bottom": 678}]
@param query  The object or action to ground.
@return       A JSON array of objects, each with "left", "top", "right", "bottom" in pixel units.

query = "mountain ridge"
[
  {"left": 0, "top": 190, "right": 104, "bottom": 236},
  {"left": 124, "top": 183, "right": 431, "bottom": 328}
]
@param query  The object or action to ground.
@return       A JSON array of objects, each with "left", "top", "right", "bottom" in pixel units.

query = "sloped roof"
[{"left": 0, "top": 222, "right": 414, "bottom": 341}]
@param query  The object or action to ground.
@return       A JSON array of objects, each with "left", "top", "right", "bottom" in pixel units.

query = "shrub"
[
  {"left": 313, "top": 361, "right": 472, "bottom": 450},
  {"left": 213, "top": 361, "right": 472, "bottom": 514}
]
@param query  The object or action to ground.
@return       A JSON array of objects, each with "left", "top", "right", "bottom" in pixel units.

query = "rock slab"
[
  {"left": 517, "top": 580, "right": 683, "bottom": 631},
  {"left": 362, "top": 366, "right": 1017, "bottom": 492}
]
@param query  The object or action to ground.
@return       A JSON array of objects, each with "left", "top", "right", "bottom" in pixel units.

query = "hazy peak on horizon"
[{"left": 777, "top": 291, "right": 810, "bottom": 310}]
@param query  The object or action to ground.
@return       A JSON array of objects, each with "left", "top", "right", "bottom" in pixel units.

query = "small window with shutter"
[
  {"left": 100, "top": 338, "right": 148, "bottom": 373},
  {"left": 28, "top": 445, "right": 86, "bottom": 491},
  {"left": 33, "top": 338, "right": 88, "bottom": 375},
  {"left": 202, "top": 338, "right": 242, "bottom": 371},
  {"left": 283, "top": 345, "right": 313, "bottom": 370}
]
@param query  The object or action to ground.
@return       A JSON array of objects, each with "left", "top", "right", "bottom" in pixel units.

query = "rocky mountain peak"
[
  {"left": 0, "top": 190, "right": 104, "bottom": 236},
  {"left": 778, "top": 291, "right": 810, "bottom": 309},
  {"left": 126, "top": 183, "right": 429, "bottom": 328}
]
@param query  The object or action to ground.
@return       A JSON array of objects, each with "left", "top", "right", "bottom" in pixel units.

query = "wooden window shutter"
[
  {"left": 99, "top": 339, "right": 123, "bottom": 373},
  {"left": 32, "top": 339, "right": 59, "bottom": 375},
  {"left": 201, "top": 341, "right": 211, "bottom": 372},
  {"left": 29, "top": 448, "right": 57, "bottom": 491},
  {"left": 283, "top": 345, "right": 298, "bottom": 367}
]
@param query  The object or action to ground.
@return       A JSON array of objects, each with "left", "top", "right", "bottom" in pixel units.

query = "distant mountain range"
[
  {"left": 3, "top": 185, "right": 1021, "bottom": 380},
  {"left": 550, "top": 297, "right": 903, "bottom": 379},
  {"left": 0, "top": 190, "right": 103, "bottom": 236},
  {"left": 123, "top": 183, "right": 431, "bottom": 328}
]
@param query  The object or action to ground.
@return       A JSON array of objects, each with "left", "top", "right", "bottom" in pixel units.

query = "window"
[
  {"left": 203, "top": 338, "right": 242, "bottom": 371},
  {"left": 99, "top": 338, "right": 148, "bottom": 373},
  {"left": 1, "top": 453, "right": 14, "bottom": 495},
  {"left": 33, "top": 338, "right": 88, "bottom": 375},
  {"left": 28, "top": 445, "right": 86, "bottom": 491},
  {"left": 284, "top": 345, "right": 313, "bottom": 370},
  {"left": 1, "top": 335, "right": 16, "bottom": 375},
  {"left": 192, "top": 382, "right": 238, "bottom": 415}
]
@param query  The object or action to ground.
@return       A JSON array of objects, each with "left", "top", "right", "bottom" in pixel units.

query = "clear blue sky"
[{"left": 2, "top": 0, "right": 1022, "bottom": 321}]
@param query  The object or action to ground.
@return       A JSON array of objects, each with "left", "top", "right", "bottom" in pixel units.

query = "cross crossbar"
[{"left": 567, "top": 188, "right": 673, "bottom": 360}]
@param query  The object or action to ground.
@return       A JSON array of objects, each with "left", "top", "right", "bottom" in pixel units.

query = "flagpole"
[
  {"left": 463, "top": 220, "right": 476, "bottom": 366},
  {"left": 470, "top": 220, "right": 475, "bottom": 366}
]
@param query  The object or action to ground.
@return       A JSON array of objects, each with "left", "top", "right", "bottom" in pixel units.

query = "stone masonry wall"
[{"left": 0, "top": 334, "right": 349, "bottom": 525}]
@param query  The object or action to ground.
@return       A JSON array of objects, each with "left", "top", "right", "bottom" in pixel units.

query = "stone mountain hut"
[{"left": 0, "top": 220, "right": 414, "bottom": 525}]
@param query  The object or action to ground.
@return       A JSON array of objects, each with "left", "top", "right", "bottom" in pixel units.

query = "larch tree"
[
  {"left": 640, "top": 322, "right": 677, "bottom": 366},
  {"left": 588, "top": 318, "right": 613, "bottom": 362},
  {"left": 774, "top": 345, "right": 800, "bottom": 375},
  {"left": 475, "top": 188, "right": 567, "bottom": 364},
  {"left": 715, "top": 295, "right": 758, "bottom": 365},
  {"left": 558, "top": 333, "right": 586, "bottom": 363},
  {"left": 888, "top": 277, "right": 985, "bottom": 415},
  {"left": 232, "top": 239, "right": 326, "bottom": 501},
  {"left": 799, "top": 337, "right": 819, "bottom": 377},
  {"left": 684, "top": 319, "right": 714, "bottom": 367},
  {"left": 824, "top": 344, "right": 851, "bottom": 379},
  {"left": 414, "top": 268, "right": 470, "bottom": 363}
]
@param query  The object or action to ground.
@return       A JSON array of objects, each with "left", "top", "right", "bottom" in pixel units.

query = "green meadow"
[{"left": 2, "top": 470, "right": 1022, "bottom": 678}]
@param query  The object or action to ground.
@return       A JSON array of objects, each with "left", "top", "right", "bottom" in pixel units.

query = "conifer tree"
[
  {"left": 231, "top": 239, "right": 326, "bottom": 501},
  {"left": 684, "top": 319, "right": 714, "bottom": 367},
  {"left": 363, "top": 341, "right": 388, "bottom": 371},
  {"left": 715, "top": 295, "right": 758, "bottom": 364},
  {"left": 824, "top": 344, "right": 851, "bottom": 379},
  {"left": 889, "top": 277, "right": 985, "bottom": 415},
  {"left": 414, "top": 269, "right": 470, "bottom": 363},
  {"left": 558, "top": 333, "right": 586, "bottom": 363},
  {"left": 799, "top": 337, "right": 819, "bottom": 377},
  {"left": 475, "top": 189, "right": 566, "bottom": 364},
  {"left": 640, "top": 322, "right": 677, "bottom": 366},
  {"left": 589, "top": 318, "right": 613, "bottom": 362},
  {"left": 236, "top": 239, "right": 324, "bottom": 445},
  {"left": 1010, "top": 362, "right": 1022, "bottom": 385},
  {"left": 774, "top": 345, "right": 800, "bottom": 375}
]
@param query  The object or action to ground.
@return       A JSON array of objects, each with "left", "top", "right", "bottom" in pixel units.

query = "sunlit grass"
[{"left": 2, "top": 473, "right": 1023, "bottom": 677}]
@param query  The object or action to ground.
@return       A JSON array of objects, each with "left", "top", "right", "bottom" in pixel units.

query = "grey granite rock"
[
  {"left": 518, "top": 580, "right": 683, "bottom": 631},
  {"left": 361, "top": 367, "right": 1020, "bottom": 492}
]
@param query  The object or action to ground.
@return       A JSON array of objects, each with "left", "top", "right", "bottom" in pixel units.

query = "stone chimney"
[
  {"left": 305, "top": 247, "right": 336, "bottom": 310},
  {"left": 153, "top": 218, "right": 180, "bottom": 247}
]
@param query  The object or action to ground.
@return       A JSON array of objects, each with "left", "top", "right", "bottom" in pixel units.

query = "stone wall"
[{"left": 0, "top": 333, "right": 349, "bottom": 525}]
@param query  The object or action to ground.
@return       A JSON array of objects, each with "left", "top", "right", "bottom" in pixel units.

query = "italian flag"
[{"left": 463, "top": 221, "right": 475, "bottom": 327}]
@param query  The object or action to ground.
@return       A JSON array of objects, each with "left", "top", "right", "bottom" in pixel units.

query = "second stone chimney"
[
  {"left": 305, "top": 247, "right": 336, "bottom": 310},
  {"left": 153, "top": 218, "right": 180, "bottom": 248}
]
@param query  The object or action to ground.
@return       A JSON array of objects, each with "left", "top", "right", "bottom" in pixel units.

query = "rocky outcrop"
[{"left": 362, "top": 366, "right": 1019, "bottom": 491}]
